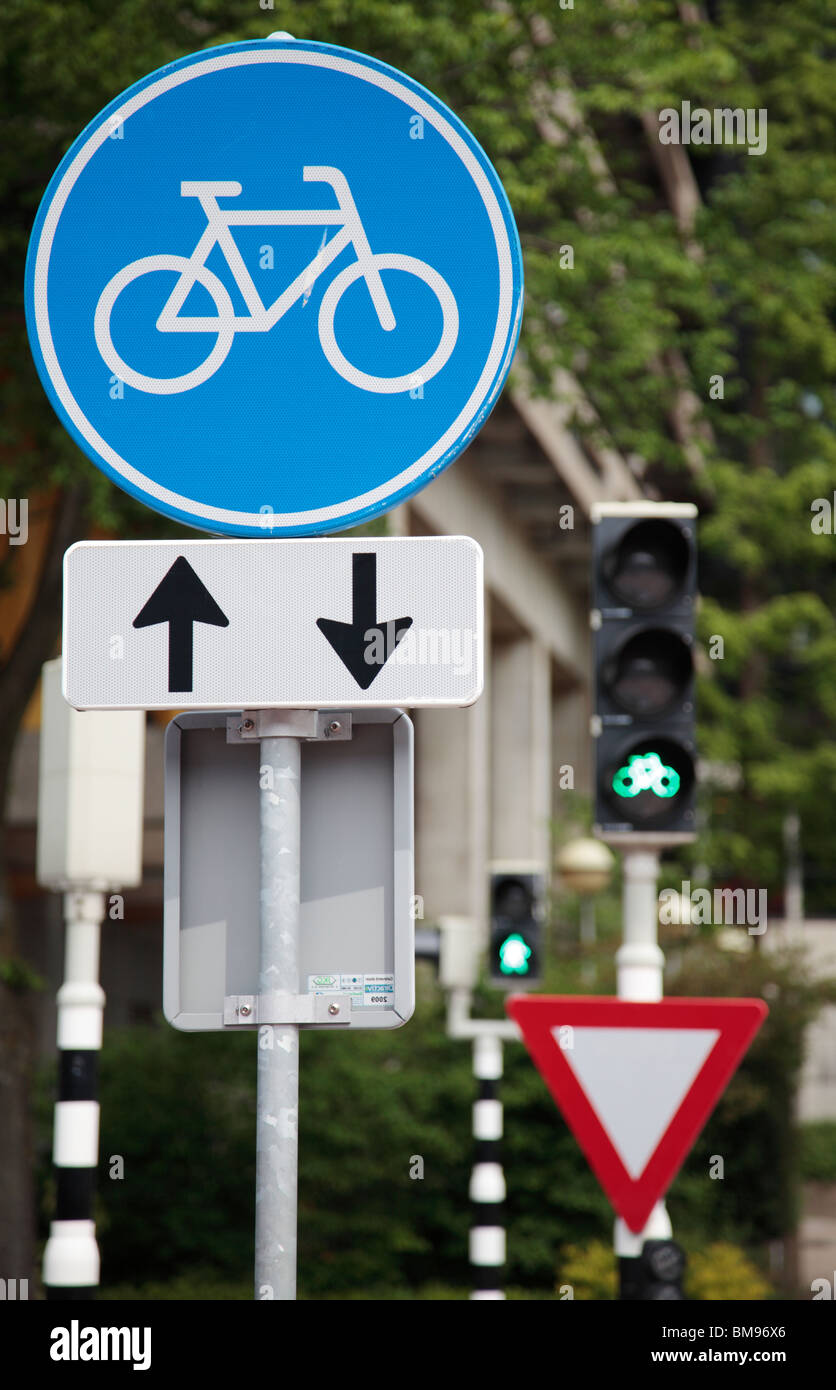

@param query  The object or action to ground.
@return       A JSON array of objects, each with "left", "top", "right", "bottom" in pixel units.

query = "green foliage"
[
  {"left": 32, "top": 934, "right": 831, "bottom": 1297},
  {"left": 685, "top": 1244, "right": 772, "bottom": 1301},
  {"left": 557, "top": 1241, "right": 618, "bottom": 1301},
  {"left": 28, "top": 979, "right": 637, "bottom": 1295},
  {"left": 295, "top": 988, "right": 474, "bottom": 1295},
  {"left": 105, "top": 1269, "right": 252, "bottom": 1301},
  {"left": 799, "top": 1121, "right": 836, "bottom": 1183},
  {"left": 0, "top": 956, "right": 44, "bottom": 992},
  {"left": 32, "top": 990, "right": 478, "bottom": 1295},
  {"left": 103, "top": 1274, "right": 548, "bottom": 1299},
  {"left": 80, "top": 1027, "right": 256, "bottom": 1281},
  {"left": 557, "top": 1239, "right": 771, "bottom": 1301}
]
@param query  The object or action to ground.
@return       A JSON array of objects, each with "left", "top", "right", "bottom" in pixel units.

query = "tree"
[{"left": 502, "top": 0, "right": 836, "bottom": 905}]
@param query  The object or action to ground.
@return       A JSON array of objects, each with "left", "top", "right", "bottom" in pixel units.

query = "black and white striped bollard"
[
  {"left": 469, "top": 1033, "right": 505, "bottom": 1299},
  {"left": 43, "top": 890, "right": 106, "bottom": 1299}
]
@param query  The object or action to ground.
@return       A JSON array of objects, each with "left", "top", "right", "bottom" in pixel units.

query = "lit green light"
[
  {"left": 613, "top": 752, "right": 680, "bottom": 800},
  {"left": 498, "top": 932, "right": 531, "bottom": 975}
]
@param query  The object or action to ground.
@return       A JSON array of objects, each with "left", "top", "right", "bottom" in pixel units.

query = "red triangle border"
[{"left": 505, "top": 995, "right": 768, "bottom": 1233}]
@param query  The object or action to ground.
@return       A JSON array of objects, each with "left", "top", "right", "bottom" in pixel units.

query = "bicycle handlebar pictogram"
[{"left": 94, "top": 166, "right": 459, "bottom": 395}]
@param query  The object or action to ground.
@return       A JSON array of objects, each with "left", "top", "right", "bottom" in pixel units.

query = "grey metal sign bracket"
[
  {"left": 224, "top": 992, "right": 352, "bottom": 1026},
  {"left": 226, "top": 710, "right": 353, "bottom": 743}
]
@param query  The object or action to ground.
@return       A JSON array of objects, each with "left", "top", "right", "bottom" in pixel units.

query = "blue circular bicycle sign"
[{"left": 25, "top": 38, "right": 523, "bottom": 536}]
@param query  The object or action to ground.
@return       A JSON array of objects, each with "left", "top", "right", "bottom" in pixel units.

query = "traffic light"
[
  {"left": 591, "top": 502, "right": 698, "bottom": 842},
  {"left": 619, "top": 1239, "right": 687, "bottom": 1299},
  {"left": 489, "top": 869, "right": 544, "bottom": 987}
]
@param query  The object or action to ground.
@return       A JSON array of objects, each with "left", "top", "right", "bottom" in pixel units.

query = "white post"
[
  {"left": 37, "top": 656, "right": 144, "bottom": 1297},
  {"left": 254, "top": 735, "right": 301, "bottom": 1301},
  {"left": 616, "top": 850, "right": 663, "bottom": 1002},
  {"left": 613, "top": 848, "right": 670, "bottom": 1288}
]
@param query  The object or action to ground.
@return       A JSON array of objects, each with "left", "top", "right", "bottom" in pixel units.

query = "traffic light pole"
[
  {"left": 614, "top": 848, "right": 675, "bottom": 1294},
  {"left": 589, "top": 501, "right": 698, "bottom": 1296},
  {"left": 440, "top": 919, "right": 520, "bottom": 1298},
  {"left": 616, "top": 849, "right": 664, "bottom": 1003}
]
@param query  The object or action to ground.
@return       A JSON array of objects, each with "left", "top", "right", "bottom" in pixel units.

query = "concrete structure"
[
  {"left": 392, "top": 394, "right": 640, "bottom": 951},
  {"left": 765, "top": 920, "right": 836, "bottom": 1123}
]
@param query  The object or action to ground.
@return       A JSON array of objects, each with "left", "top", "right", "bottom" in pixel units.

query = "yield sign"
[{"left": 506, "top": 995, "right": 767, "bottom": 1233}]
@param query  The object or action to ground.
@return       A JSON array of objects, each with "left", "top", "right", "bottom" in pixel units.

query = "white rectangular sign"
[{"left": 63, "top": 536, "right": 483, "bottom": 710}]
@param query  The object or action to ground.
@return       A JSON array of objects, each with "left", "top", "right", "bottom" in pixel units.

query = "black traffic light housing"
[
  {"left": 488, "top": 869, "right": 544, "bottom": 987},
  {"left": 592, "top": 504, "right": 698, "bottom": 844},
  {"left": 619, "top": 1239, "right": 687, "bottom": 1300}
]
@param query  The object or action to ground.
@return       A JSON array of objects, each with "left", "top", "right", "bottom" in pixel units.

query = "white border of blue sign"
[{"left": 25, "top": 39, "right": 524, "bottom": 537}]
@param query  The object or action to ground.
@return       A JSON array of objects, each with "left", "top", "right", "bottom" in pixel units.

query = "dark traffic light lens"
[
  {"left": 605, "top": 629, "right": 692, "bottom": 717},
  {"left": 493, "top": 878, "right": 532, "bottom": 922},
  {"left": 605, "top": 520, "right": 690, "bottom": 610},
  {"left": 606, "top": 737, "right": 695, "bottom": 826},
  {"left": 644, "top": 1241, "right": 687, "bottom": 1283}
]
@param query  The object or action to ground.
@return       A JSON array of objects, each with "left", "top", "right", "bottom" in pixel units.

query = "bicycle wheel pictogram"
[
  {"left": 94, "top": 255, "right": 236, "bottom": 395},
  {"left": 319, "top": 253, "right": 459, "bottom": 394}
]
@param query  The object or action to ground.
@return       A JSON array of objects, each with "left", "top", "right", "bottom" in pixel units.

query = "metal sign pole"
[{"left": 255, "top": 732, "right": 301, "bottom": 1302}]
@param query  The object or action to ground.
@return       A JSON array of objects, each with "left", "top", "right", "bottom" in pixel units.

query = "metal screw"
[
  {"left": 241, "top": 718, "right": 255, "bottom": 732},
  {"left": 328, "top": 1003, "right": 340, "bottom": 1015},
  {"left": 238, "top": 1003, "right": 252, "bottom": 1017},
  {"left": 327, "top": 720, "right": 342, "bottom": 736}
]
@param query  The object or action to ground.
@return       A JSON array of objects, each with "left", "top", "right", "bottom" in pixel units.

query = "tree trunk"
[{"left": 0, "top": 960, "right": 37, "bottom": 1285}]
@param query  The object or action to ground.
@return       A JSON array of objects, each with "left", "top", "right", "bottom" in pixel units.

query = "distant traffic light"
[
  {"left": 619, "top": 1239, "right": 687, "bottom": 1300},
  {"left": 489, "top": 871, "right": 544, "bottom": 987},
  {"left": 642, "top": 1239, "right": 687, "bottom": 1299},
  {"left": 591, "top": 503, "right": 698, "bottom": 842}
]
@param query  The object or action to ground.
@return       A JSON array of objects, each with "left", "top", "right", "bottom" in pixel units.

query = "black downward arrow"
[
  {"left": 317, "top": 552, "right": 413, "bottom": 690},
  {"left": 133, "top": 556, "right": 229, "bottom": 693}
]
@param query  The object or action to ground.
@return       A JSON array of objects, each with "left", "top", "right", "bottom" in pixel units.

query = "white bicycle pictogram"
[{"left": 94, "top": 166, "right": 460, "bottom": 396}]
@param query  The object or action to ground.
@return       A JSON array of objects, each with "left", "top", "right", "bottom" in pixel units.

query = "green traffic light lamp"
[{"left": 497, "top": 931, "right": 532, "bottom": 976}]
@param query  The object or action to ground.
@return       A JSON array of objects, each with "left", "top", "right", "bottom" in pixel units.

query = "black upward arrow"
[
  {"left": 317, "top": 552, "right": 413, "bottom": 690},
  {"left": 133, "top": 556, "right": 229, "bottom": 693}
]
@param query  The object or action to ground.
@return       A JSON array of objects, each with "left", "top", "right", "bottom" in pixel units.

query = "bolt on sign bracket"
[
  {"left": 223, "top": 993, "right": 351, "bottom": 1025},
  {"left": 226, "top": 710, "right": 353, "bottom": 743}
]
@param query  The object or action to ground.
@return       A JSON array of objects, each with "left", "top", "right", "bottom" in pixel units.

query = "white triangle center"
[{"left": 553, "top": 1026, "right": 720, "bottom": 1179}]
